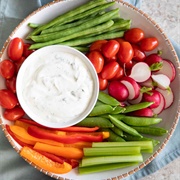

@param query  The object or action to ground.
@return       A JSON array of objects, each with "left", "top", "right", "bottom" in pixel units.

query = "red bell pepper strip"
[
  {"left": 35, "top": 150, "right": 64, "bottom": 164},
  {"left": 28, "top": 125, "right": 103, "bottom": 144},
  {"left": 6, "top": 124, "right": 33, "bottom": 148},
  {"left": 57, "top": 126, "right": 99, "bottom": 132}
]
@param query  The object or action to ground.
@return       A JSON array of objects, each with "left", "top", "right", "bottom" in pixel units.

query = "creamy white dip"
[{"left": 21, "top": 51, "right": 94, "bottom": 123}]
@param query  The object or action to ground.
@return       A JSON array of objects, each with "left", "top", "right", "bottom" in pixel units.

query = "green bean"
[
  {"left": 100, "top": 128, "right": 125, "bottom": 142},
  {"left": 111, "top": 126, "right": 124, "bottom": 137},
  {"left": 89, "top": 104, "right": 115, "bottom": 117},
  {"left": 130, "top": 126, "right": 168, "bottom": 136},
  {"left": 75, "top": 117, "right": 114, "bottom": 128},
  {"left": 122, "top": 116, "right": 162, "bottom": 126},
  {"left": 123, "top": 133, "right": 160, "bottom": 147},
  {"left": 28, "top": 23, "right": 40, "bottom": 28},
  {"left": 29, "top": 20, "right": 114, "bottom": 49},
  {"left": 40, "top": 10, "right": 109, "bottom": 35},
  {"left": 72, "top": 46, "right": 89, "bottom": 52},
  {"left": 28, "top": 0, "right": 112, "bottom": 36},
  {"left": 98, "top": 91, "right": 120, "bottom": 106},
  {"left": 109, "top": 115, "right": 143, "bottom": 138},
  {"left": 31, "top": 9, "right": 118, "bottom": 42},
  {"left": 123, "top": 102, "right": 154, "bottom": 113}
]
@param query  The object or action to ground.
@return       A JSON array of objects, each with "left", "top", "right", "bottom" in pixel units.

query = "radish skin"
[{"left": 152, "top": 92, "right": 165, "bottom": 114}]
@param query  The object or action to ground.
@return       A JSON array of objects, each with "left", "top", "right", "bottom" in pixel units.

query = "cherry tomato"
[
  {"left": 0, "top": 59, "right": 15, "bottom": 79},
  {"left": 102, "top": 40, "right": 120, "bottom": 59},
  {"left": 117, "top": 41, "right": 134, "bottom": 64},
  {"left": 110, "top": 66, "right": 124, "bottom": 81},
  {"left": 3, "top": 106, "right": 25, "bottom": 121},
  {"left": 105, "top": 55, "right": 117, "bottom": 64},
  {"left": 15, "top": 56, "right": 26, "bottom": 73},
  {"left": 23, "top": 43, "right": 35, "bottom": 58},
  {"left": 6, "top": 76, "right": 16, "bottom": 93},
  {"left": 89, "top": 40, "right": 108, "bottom": 52},
  {"left": 0, "top": 89, "right": 18, "bottom": 109},
  {"left": 114, "top": 38, "right": 125, "bottom": 44},
  {"left": 87, "top": 51, "right": 104, "bottom": 73},
  {"left": 8, "top": 37, "right": 24, "bottom": 61},
  {"left": 124, "top": 28, "right": 145, "bottom": 43},
  {"left": 131, "top": 44, "right": 146, "bottom": 62},
  {"left": 139, "top": 37, "right": 159, "bottom": 51},
  {"left": 101, "top": 61, "right": 120, "bottom": 80},
  {"left": 98, "top": 74, "right": 108, "bottom": 90}
]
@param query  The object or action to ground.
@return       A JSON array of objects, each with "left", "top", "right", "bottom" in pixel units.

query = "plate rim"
[{"left": 0, "top": 0, "right": 180, "bottom": 179}]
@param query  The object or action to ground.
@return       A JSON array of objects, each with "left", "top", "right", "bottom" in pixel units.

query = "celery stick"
[
  {"left": 83, "top": 146, "right": 141, "bottom": 156},
  {"left": 92, "top": 141, "right": 153, "bottom": 152},
  {"left": 81, "top": 154, "right": 143, "bottom": 167},
  {"left": 79, "top": 162, "right": 138, "bottom": 174}
]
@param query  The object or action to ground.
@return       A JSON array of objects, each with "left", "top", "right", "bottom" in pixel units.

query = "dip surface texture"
[{"left": 21, "top": 49, "right": 94, "bottom": 123}]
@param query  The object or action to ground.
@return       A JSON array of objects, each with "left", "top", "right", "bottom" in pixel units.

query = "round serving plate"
[{"left": 0, "top": 0, "right": 180, "bottom": 179}]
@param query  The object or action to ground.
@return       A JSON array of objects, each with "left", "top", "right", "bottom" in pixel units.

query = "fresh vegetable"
[
  {"left": 124, "top": 28, "right": 145, "bottom": 43},
  {"left": 98, "top": 91, "right": 120, "bottom": 106},
  {"left": 98, "top": 74, "right": 108, "bottom": 90},
  {"left": 117, "top": 41, "right": 134, "bottom": 63},
  {"left": 101, "top": 39, "right": 120, "bottom": 59},
  {"left": 129, "top": 62, "right": 151, "bottom": 82},
  {"left": 109, "top": 115, "right": 143, "bottom": 137},
  {"left": 139, "top": 37, "right": 159, "bottom": 51},
  {"left": 3, "top": 107, "right": 25, "bottom": 121},
  {"left": 5, "top": 76, "right": 16, "bottom": 93},
  {"left": 0, "top": 89, "right": 18, "bottom": 109},
  {"left": 101, "top": 61, "right": 120, "bottom": 80},
  {"left": 89, "top": 40, "right": 108, "bottom": 52},
  {"left": 7, "top": 37, "right": 24, "bottom": 61},
  {"left": 87, "top": 50, "right": 104, "bottom": 73},
  {"left": 33, "top": 142, "right": 83, "bottom": 159},
  {"left": 20, "top": 146, "right": 72, "bottom": 174},
  {"left": 0, "top": 59, "right": 15, "bottom": 79},
  {"left": 108, "top": 80, "right": 129, "bottom": 102}
]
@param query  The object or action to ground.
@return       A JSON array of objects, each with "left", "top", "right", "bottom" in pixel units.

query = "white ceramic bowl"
[
  {"left": 0, "top": 0, "right": 180, "bottom": 180},
  {"left": 16, "top": 45, "right": 99, "bottom": 128}
]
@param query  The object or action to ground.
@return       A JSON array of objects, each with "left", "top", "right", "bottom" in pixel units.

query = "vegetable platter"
[{"left": 0, "top": 0, "right": 180, "bottom": 180}]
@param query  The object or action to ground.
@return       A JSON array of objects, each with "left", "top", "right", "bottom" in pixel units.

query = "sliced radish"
[
  {"left": 153, "top": 59, "right": 176, "bottom": 82},
  {"left": 108, "top": 80, "right": 129, "bottom": 102},
  {"left": 156, "top": 87, "right": 174, "bottom": 109},
  {"left": 144, "top": 53, "right": 163, "bottom": 71},
  {"left": 128, "top": 107, "right": 154, "bottom": 117},
  {"left": 151, "top": 74, "right": 170, "bottom": 89},
  {"left": 142, "top": 90, "right": 161, "bottom": 108},
  {"left": 128, "top": 91, "right": 143, "bottom": 104},
  {"left": 129, "top": 62, "right": 151, "bottom": 82},
  {"left": 140, "top": 77, "right": 154, "bottom": 88},
  {"left": 152, "top": 92, "right": 165, "bottom": 114},
  {"left": 120, "top": 76, "right": 140, "bottom": 100}
]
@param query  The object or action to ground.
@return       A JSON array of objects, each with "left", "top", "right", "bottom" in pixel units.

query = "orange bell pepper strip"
[
  {"left": 20, "top": 146, "right": 72, "bottom": 174},
  {"left": 6, "top": 124, "right": 33, "bottom": 148},
  {"left": 33, "top": 142, "right": 83, "bottom": 159},
  {"left": 28, "top": 125, "right": 103, "bottom": 144},
  {"left": 9, "top": 125, "right": 64, "bottom": 147}
]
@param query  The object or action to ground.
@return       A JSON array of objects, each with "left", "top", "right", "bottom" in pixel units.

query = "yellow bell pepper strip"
[
  {"left": 9, "top": 125, "right": 64, "bottom": 147},
  {"left": 33, "top": 142, "right": 84, "bottom": 159},
  {"left": 20, "top": 146, "right": 72, "bottom": 174},
  {"left": 28, "top": 125, "right": 103, "bottom": 144},
  {"left": 64, "top": 142, "right": 92, "bottom": 149}
]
